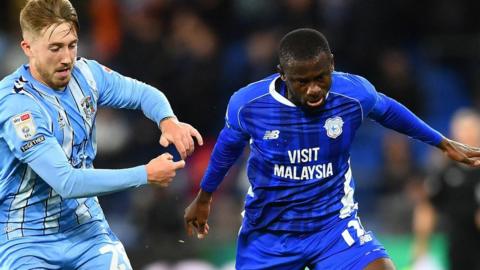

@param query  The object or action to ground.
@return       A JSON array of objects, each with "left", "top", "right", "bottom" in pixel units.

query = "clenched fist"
[{"left": 145, "top": 153, "right": 185, "bottom": 187}]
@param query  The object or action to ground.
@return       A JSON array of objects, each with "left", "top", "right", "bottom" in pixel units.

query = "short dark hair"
[{"left": 278, "top": 28, "right": 331, "bottom": 67}]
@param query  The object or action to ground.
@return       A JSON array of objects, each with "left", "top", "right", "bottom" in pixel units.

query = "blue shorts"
[
  {"left": 236, "top": 214, "right": 389, "bottom": 270},
  {"left": 0, "top": 221, "right": 132, "bottom": 270}
]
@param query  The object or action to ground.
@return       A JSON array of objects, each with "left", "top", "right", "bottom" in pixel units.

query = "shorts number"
[
  {"left": 99, "top": 243, "right": 130, "bottom": 270},
  {"left": 341, "top": 219, "right": 365, "bottom": 246}
]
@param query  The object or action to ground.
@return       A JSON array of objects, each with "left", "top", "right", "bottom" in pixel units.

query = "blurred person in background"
[
  {"left": 412, "top": 108, "right": 480, "bottom": 270},
  {"left": 0, "top": 0, "right": 203, "bottom": 269},
  {"left": 184, "top": 28, "right": 480, "bottom": 270},
  {"left": 376, "top": 131, "right": 421, "bottom": 234}
]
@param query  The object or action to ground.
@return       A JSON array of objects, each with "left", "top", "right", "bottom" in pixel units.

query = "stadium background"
[{"left": 1, "top": 0, "right": 479, "bottom": 269}]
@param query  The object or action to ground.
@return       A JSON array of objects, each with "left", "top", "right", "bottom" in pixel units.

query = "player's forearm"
[
  {"left": 138, "top": 84, "right": 175, "bottom": 124},
  {"left": 28, "top": 144, "right": 147, "bottom": 199},
  {"left": 121, "top": 79, "right": 175, "bottom": 124},
  {"left": 370, "top": 94, "right": 444, "bottom": 146},
  {"left": 200, "top": 127, "right": 247, "bottom": 192},
  {"left": 58, "top": 166, "right": 147, "bottom": 199}
]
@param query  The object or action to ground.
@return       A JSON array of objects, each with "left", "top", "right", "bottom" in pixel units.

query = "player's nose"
[
  {"left": 306, "top": 83, "right": 323, "bottom": 96},
  {"left": 60, "top": 48, "right": 74, "bottom": 65}
]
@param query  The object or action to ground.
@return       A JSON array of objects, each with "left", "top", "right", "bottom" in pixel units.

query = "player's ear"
[
  {"left": 330, "top": 54, "right": 335, "bottom": 72},
  {"left": 277, "top": 64, "right": 286, "bottom": 81},
  {"left": 20, "top": 40, "right": 32, "bottom": 57}
]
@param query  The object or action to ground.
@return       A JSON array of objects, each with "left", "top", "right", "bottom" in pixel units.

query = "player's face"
[
  {"left": 21, "top": 22, "right": 78, "bottom": 90},
  {"left": 279, "top": 52, "right": 334, "bottom": 110}
]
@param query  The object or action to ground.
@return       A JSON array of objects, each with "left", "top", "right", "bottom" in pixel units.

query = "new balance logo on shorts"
[{"left": 263, "top": 130, "right": 280, "bottom": 140}]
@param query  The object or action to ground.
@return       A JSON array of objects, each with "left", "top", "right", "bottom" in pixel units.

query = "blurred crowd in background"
[{"left": 1, "top": 0, "right": 480, "bottom": 269}]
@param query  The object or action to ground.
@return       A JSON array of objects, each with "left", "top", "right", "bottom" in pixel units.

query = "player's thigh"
[
  {"left": 0, "top": 238, "right": 63, "bottom": 270},
  {"left": 310, "top": 215, "right": 391, "bottom": 270},
  {"left": 363, "top": 258, "right": 396, "bottom": 270},
  {"left": 236, "top": 229, "right": 306, "bottom": 270},
  {"left": 73, "top": 234, "right": 132, "bottom": 270},
  {"left": 1, "top": 254, "right": 61, "bottom": 270}
]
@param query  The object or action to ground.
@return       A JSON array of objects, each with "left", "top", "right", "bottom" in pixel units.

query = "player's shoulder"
[
  {"left": 329, "top": 71, "right": 379, "bottom": 118},
  {"left": 0, "top": 67, "right": 26, "bottom": 100},
  {"left": 229, "top": 73, "right": 278, "bottom": 107},
  {"left": 74, "top": 56, "right": 114, "bottom": 75},
  {"left": 330, "top": 71, "right": 377, "bottom": 103},
  {"left": 74, "top": 57, "right": 98, "bottom": 67},
  {"left": 0, "top": 72, "right": 43, "bottom": 122},
  {"left": 73, "top": 57, "right": 102, "bottom": 74},
  {"left": 331, "top": 71, "right": 375, "bottom": 93},
  {"left": 0, "top": 93, "right": 43, "bottom": 118}
]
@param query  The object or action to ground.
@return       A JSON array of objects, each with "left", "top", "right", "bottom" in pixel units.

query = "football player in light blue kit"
[
  {"left": 184, "top": 28, "right": 480, "bottom": 269},
  {"left": 0, "top": 0, "right": 203, "bottom": 269}
]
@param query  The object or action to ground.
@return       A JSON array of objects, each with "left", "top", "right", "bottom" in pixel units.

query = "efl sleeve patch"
[{"left": 11, "top": 112, "right": 37, "bottom": 141}]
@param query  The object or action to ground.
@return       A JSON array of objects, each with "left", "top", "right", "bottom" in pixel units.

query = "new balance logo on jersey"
[{"left": 263, "top": 130, "right": 280, "bottom": 140}]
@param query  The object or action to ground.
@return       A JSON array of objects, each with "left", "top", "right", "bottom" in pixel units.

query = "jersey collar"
[
  {"left": 20, "top": 64, "right": 68, "bottom": 96},
  {"left": 269, "top": 75, "right": 332, "bottom": 107}
]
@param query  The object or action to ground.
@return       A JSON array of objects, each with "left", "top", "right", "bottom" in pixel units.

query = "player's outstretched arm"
[
  {"left": 159, "top": 117, "right": 203, "bottom": 160},
  {"left": 437, "top": 138, "right": 480, "bottom": 167},
  {"left": 146, "top": 153, "right": 186, "bottom": 187},
  {"left": 184, "top": 188, "right": 213, "bottom": 239},
  {"left": 84, "top": 59, "right": 203, "bottom": 159},
  {"left": 28, "top": 144, "right": 186, "bottom": 198}
]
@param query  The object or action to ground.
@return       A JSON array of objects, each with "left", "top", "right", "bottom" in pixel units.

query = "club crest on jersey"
[
  {"left": 12, "top": 112, "right": 37, "bottom": 141},
  {"left": 324, "top": 116, "right": 344, "bottom": 139},
  {"left": 80, "top": 96, "right": 95, "bottom": 119}
]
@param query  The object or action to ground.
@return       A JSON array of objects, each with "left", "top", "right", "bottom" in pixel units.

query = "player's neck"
[{"left": 276, "top": 79, "right": 288, "bottom": 98}]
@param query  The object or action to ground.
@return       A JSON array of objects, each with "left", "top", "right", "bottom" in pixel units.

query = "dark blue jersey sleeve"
[
  {"left": 336, "top": 72, "right": 444, "bottom": 146},
  {"left": 200, "top": 92, "right": 250, "bottom": 192},
  {"left": 368, "top": 92, "right": 444, "bottom": 146}
]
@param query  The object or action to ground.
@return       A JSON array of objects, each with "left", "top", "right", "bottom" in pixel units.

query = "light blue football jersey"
[
  {"left": 201, "top": 72, "right": 443, "bottom": 233},
  {"left": 0, "top": 58, "right": 174, "bottom": 242}
]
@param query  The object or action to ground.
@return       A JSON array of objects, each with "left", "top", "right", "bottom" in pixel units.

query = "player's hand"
[
  {"left": 159, "top": 117, "right": 203, "bottom": 159},
  {"left": 438, "top": 138, "right": 480, "bottom": 167},
  {"left": 184, "top": 189, "right": 212, "bottom": 239},
  {"left": 145, "top": 153, "right": 185, "bottom": 187}
]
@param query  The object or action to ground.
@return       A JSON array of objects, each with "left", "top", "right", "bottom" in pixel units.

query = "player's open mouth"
[
  {"left": 56, "top": 68, "right": 71, "bottom": 77},
  {"left": 306, "top": 97, "right": 324, "bottom": 107}
]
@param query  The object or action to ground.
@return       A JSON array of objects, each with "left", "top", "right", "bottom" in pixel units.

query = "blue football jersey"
[
  {"left": 0, "top": 58, "right": 173, "bottom": 242},
  {"left": 201, "top": 71, "right": 443, "bottom": 233}
]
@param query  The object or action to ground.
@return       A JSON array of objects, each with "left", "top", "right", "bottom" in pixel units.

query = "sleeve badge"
[{"left": 12, "top": 112, "right": 37, "bottom": 141}]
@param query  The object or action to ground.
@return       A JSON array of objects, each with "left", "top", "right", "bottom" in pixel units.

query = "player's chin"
[{"left": 52, "top": 77, "right": 70, "bottom": 89}]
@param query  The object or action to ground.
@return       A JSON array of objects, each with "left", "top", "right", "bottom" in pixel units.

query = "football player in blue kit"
[
  {"left": 184, "top": 28, "right": 480, "bottom": 269},
  {"left": 0, "top": 0, "right": 202, "bottom": 269}
]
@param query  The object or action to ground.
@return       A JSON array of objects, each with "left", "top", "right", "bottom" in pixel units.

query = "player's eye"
[
  {"left": 316, "top": 74, "right": 326, "bottom": 81},
  {"left": 297, "top": 79, "right": 308, "bottom": 84},
  {"left": 49, "top": 47, "right": 60, "bottom": 52}
]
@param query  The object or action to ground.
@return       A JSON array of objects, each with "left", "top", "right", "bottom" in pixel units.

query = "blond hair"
[{"left": 20, "top": 0, "right": 79, "bottom": 38}]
